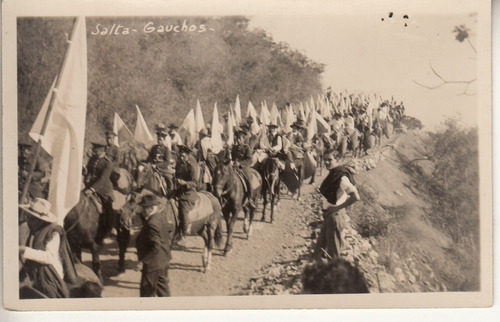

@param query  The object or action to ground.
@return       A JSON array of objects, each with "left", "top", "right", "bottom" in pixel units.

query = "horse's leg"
[
  {"left": 297, "top": 166, "right": 302, "bottom": 201},
  {"left": 90, "top": 242, "right": 103, "bottom": 282},
  {"left": 117, "top": 226, "right": 130, "bottom": 273},
  {"left": 205, "top": 224, "right": 214, "bottom": 272},
  {"left": 247, "top": 204, "right": 255, "bottom": 238},
  {"left": 224, "top": 207, "right": 239, "bottom": 256},
  {"left": 261, "top": 185, "right": 268, "bottom": 222}
]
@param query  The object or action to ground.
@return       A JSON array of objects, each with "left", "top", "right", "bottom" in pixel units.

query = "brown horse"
[
  {"left": 63, "top": 193, "right": 112, "bottom": 280},
  {"left": 133, "top": 163, "right": 224, "bottom": 272},
  {"left": 259, "top": 155, "right": 281, "bottom": 223},
  {"left": 213, "top": 162, "right": 262, "bottom": 255}
]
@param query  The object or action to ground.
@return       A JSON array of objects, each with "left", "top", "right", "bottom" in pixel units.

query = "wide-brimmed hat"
[
  {"left": 139, "top": 194, "right": 161, "bottom": 208},
  {"left": 234, "top": 128, "right": 247, "bottom": 137},
  {"left": 19, "top": 198, "right": 57, "bottom": 223},
  {"left": 168, "top": 123, "right": 178, "bottom": 131},
  {"left": 178, "top": 144, "right": 193, "bottom": 154},
  {"left": 267, "top": 121, "right": 279, "bottom": 128},
  {"left": 291, "top": 119, "right": 307, "bottom": 130},
  {"left": 105, "top": 131, "right": 117, "bottom": 137}
]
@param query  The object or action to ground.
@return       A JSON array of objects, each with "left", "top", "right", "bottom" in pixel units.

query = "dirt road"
[{"left": 83, "top": 179, "right": 320, "bottom": 297}]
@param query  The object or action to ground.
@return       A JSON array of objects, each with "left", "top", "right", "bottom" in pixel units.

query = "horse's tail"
[{"left": 214, "top": 215, "right": 223, "bottom": 248}]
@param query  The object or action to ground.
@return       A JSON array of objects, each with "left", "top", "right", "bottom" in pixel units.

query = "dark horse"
[
  {"left": 63, "top": 193, "right": 112, "bottom": 280},
  {"left": 64, "top": 167, "right": 136, "bottom": 276},
  {"left": 213, "top": 162, "right": 262, "bottom": 255},
  {"left": 134, "top": 162, "right": 224, "bottom": 272},
  {"left": 259, "top": 154, "right": 281, "bottom": 223}
]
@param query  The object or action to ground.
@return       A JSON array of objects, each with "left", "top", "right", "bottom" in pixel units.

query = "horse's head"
[
  {"left": 135, "top": 162, "right": 151, "bottom": 192},
  {"left": 213, "top": 162, "right": 231, "bottom": 198}
]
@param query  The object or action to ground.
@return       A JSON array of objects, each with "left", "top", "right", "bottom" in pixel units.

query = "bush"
[
  {"left": 401, "top": 115, "right": 423, "bottom": 130},
  {"left": 424, "top": 117, "right": 479, "bottom": 246}
]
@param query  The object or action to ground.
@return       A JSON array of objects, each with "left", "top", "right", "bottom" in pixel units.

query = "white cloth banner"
[
  {"left": 29, "top": 17, "right": 87, "bottom": 224},
  {"left": 134, "top": 105, "right": 155, "bottom": 148}
]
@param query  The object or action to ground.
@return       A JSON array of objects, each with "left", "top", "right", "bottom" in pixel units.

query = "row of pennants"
[{"left": 114, "top": 92, "right": 385, "bottom": 154}]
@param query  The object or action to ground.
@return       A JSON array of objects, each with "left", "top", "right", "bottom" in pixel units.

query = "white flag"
[
  {"left": 134, "top": 105, "right": 155, "bottom": 148},
  {"left": 113, "top": 112, "right": 133, "bottom": 147},
  {"left": 234, "top": 94, "right": 242, "bottom": 125},
  {"left": 179, "top": 108, "right": 196, "bottom": 148},
  {"left": 260, "top": 102, "right": 270, "bottom": 125},
  {"left": 29, "top": 17, "right": 87, "bottom": 224},
  {"left": 195, "top": 100, "right": 205, "bottom": 133},
  {"left": 211, "top": 103, "right": 223, "bottom": 154},
  {"left": 226, "top": 110, "right": 234, "bottom": 146}
]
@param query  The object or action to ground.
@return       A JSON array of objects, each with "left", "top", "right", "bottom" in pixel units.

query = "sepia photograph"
[{"left": 2, "top": 0, "right": 493, "bottom": 311}]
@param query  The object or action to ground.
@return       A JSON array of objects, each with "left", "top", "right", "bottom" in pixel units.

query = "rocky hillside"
[{"left": 244, "top": 129, "right": 477, "bottom": 294}]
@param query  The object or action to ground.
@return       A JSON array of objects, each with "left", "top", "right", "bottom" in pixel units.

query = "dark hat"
[
  {"left": 18, "top": 142, "right": 33, "bottom": 149},
  {"left": 91, "top": 142, "right": 107, "bottom": 150},
  {"left": 199, "top": 128, "right": 209, "bottom": 137},
  {"left": 168, "top": 123, "right": 178, "bottom": 130},
  {"left": 234, "top": 128, "right": 247, "bottom": 137},
  {"left": 105, "top": 130, "right": 117, "bottom": 137},
  {"left": 139, "top": 194, "right": 161, "bottom": 208},
  {"left": 178, "top": 144, "right": 193, "bottom": 154},
  {"left": 155, "top": 123, "right": 167, "bottom": 136},
  {"left": 246, "top": 115, "right": 254, "bottom": 124},
  {"left": 267, "top": 121, "right": 279, "bottom": 128},
  {"left": 291, "top": 119, "right": 307, "bottom": 130}
]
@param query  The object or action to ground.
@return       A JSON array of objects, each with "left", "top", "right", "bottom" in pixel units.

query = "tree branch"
[{"left": 414, "top": 60, "right": 476, "bottom": 95}]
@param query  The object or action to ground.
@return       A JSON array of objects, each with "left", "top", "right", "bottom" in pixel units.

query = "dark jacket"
[
  {"left": 175, "top": 154, "right": 199, "bottom": 192},
  {"left": 231, "top": 144, "right": 253, "bottom": 168},
  {"left": 319, "top": 166, "right": 355, "bottom": 205},
  {"left": 84, "top": 155, "right": 114, "bottom": 199},
  {"left": 22, "top": 224, "right": 78, "bottom": 298},
  {"left": 106, "top": 144, "right": 121, "bottom": 168},
  {"left": 147, "top": 144, "right": 171, "bottom": 164},
  {"left": 136, "top": 210, "right": 174, "bottom": 272}
]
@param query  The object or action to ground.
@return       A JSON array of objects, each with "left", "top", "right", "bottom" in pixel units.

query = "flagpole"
[{"left": 20, "top": 17, "right": 80, "bottom": 204}]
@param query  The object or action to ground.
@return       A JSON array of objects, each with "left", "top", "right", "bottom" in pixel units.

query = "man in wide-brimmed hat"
[
  {"left": 165, "top": 123, "right": 183, "bottom": 155},
  {"left": 266, "top": 121, "right": 283, "bottom": 155},
  {"left": 231, "top": 129, "right": 258, "bottom": 207},
  {"left": 19, "top": 198, "right": 79, "bottom": 298},
  {"left": 175, "top": 144, "right": 200, "bottom": 245},
  {"left": 314, "top": 152, "right": 360, "bottom": 261},
  {"left": 83, "top": 141, "right": 115, "bottom": 244},
  {"left": 135, "top": 194, "right": 174, "bottom": 297}
]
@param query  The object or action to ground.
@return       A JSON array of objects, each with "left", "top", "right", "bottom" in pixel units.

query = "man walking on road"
[
  {"left": 136, "top": 194, "right": 175, "bottom": 297},
  {"left": 314, "top": 151, "right": 360, "bottom": 260}
]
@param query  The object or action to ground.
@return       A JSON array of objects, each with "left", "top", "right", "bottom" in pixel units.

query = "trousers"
[
  {"left": 314, "top": 208, "right": 346, "bottom": 260},
  {"left": 140, "top": 266, "right": 170, "bottom": 297}
]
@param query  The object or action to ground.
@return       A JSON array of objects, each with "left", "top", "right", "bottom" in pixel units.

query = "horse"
[
  {"left": 135, "top": 162, "right": 173, "bottom": 197},
  {"left": 63, "top": 193, "right": 112, "bottom": 280},
  {"left": 213, "top": 162, "right": 262, "bottom": 255},
  {"left": 281, "top": 149, "right": 317, "bottom": 201},
  {"left": 133, "top": 163, "right": 224, "bottom": 272},
  {"left": 258, "top": 154, "right": 282, "bottom": 223}
]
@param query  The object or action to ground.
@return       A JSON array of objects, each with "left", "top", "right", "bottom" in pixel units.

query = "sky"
[{"left": 249, "top": 12, "right": 478, "bottom": 129}]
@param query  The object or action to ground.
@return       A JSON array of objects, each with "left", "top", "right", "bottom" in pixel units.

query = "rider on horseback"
[
  {"left": 83, "top": 142, "right": 115, "bottom": 245},
  {"left": 231, "top": 129, "right": 257, "bottom": 208},
  {"left": 147, "top": 124, "right": 174, "bottom": 193},
  {"left": 287, "top": 119, "right": 307, "bottom": 170},
  {"left": 175, "top": 144, "right": 200, "bottom": 245}
]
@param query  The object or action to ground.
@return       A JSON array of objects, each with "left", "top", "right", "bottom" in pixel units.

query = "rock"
[
  {"left": 394, "top": 267, "right": 406, "bottom": 283},
  {"left": 377, "top": 272, "right": 396, "bottom": 292},
  {"left": 408, "top": 274, "right": 416, "bottom": 284}
]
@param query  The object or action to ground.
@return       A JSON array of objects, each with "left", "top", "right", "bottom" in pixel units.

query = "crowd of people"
[{"left": 18, "top": 90, "right": 406, "bottom": 297}]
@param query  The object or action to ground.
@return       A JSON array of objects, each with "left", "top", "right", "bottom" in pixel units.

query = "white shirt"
[
  {"left": 23, "top": 232, "right": 64, "bottom": 279},
  {"left": 335, "top": 176, "right": 357, "bottom": 206}
]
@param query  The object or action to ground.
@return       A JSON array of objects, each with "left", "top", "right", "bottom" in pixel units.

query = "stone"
[
  {"left": 408, "top": 274, "right": 417, "bottom": 284},
  {"left": 377, "top": 271, "right": 396, "bottom": 292}
]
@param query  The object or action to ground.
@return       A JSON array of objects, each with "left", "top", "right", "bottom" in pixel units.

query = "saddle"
[{"left": 88, "top": 192, "right": 103, "bottom": 214}]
